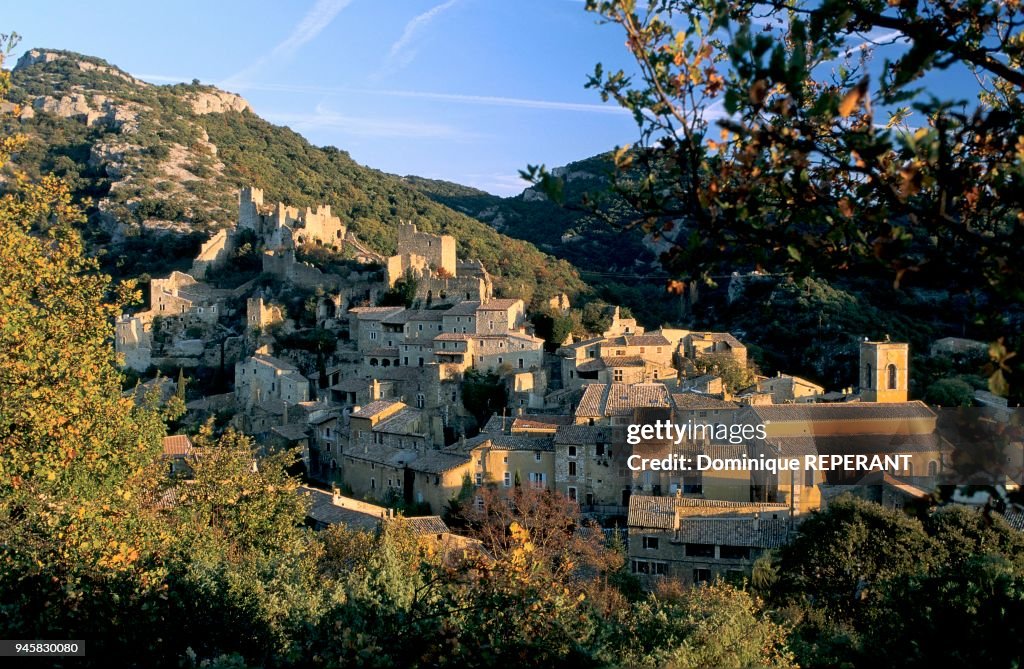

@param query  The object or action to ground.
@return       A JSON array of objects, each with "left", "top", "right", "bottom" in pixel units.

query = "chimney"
[
  {"left": 753, "top": 512, "right": 761, "bottom": 530},
  {"left": 371, "top": 378, "right": 381, "bottom": 401}
]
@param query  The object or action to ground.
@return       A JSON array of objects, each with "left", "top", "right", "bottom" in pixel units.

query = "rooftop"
[
  {"left": 351, "top": 400, "right": 405, "bottom": 419},
  {"left": 575, "top": 382, "right": 671, "bottom": 417},
  {"left": 408, "top": 450, "right": 471, "bottom": 474},
  {"left": 672, "top": 392, "right": 740, "bottom": 411},
  {"left": 444, "top": 301, "right": 482, "bottom": 316},
  {"left": 628, "top": 495, "right": 789, "bottom": 530},
  {"left": 748, "top": 401, "right": 936, "bottom": 423},
  {"left": 162, "top": 434, "right": 193, "bottom": 457},
  {"left": 478, "top": 298, "right": 522, "bottom": 311}
]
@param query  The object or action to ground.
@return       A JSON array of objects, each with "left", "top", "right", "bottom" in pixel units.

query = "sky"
[
  {"left": 6, "top": 2, "right": 982, "bottom": 197},
  {"left": 5, "top": 0, "right": 643, "bottom": 195}
]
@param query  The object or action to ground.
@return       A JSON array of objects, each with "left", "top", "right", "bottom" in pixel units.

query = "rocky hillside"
[
  {"left": 1, "top": 48, "right": 587, "bottom": 308},
  {"left": 404, "top": 154, "right": 688, "bottom": 325}
]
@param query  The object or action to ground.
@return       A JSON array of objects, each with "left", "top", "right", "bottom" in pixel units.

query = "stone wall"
[{"left": 396, "top": 223, "right": 456, "bottom": 277}]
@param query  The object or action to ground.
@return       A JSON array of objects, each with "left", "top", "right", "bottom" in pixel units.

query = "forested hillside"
[{"left": 2, "top": 49, "right": 586, "bottom": 308}]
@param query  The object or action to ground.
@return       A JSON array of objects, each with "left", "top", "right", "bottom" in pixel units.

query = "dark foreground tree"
[{"left": 528, "top": 0, "right": 1023, "bottom": 402}]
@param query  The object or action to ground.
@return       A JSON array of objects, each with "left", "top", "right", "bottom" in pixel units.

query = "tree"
[
  {"left": 924, "top": 377, "right": 975, "bottom": 407},
  {"left": 461, "top": 369, "right": 508, "bottom": 426},
  {"left": 692, "top": 352, "right": 756, "bottom": 392},
  {"left": 611, "top": 582, "right": 797, "bottom": 668},
  {"left": 0, "top": 32, "right": 175, "bottom": 657},
  {"left": 378, "top": 269, "right": 419, "bottom": 307},
  {"left": 528, "top": 0, "right": 1024, "bottom": 401}
]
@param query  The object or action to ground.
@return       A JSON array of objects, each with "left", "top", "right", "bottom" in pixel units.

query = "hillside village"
[{"left": 119, "top": 186, "right": 1020, "bottom": 588}]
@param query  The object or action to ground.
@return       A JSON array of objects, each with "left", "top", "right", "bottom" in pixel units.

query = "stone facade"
[{"left": 234, "top": 353, "right": 311, "bottom": 408}]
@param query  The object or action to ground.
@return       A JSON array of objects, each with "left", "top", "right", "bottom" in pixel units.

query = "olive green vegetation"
[
  {"left": 404, "top": 158, "right": 689, "bottom": 328},
  {"left": 3, "top": 49, "right": 587, "bottom": 311}
]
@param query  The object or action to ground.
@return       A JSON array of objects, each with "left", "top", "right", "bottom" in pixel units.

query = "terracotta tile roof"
[
  {"left": 673, "top": 518, "right": 790, "bottom": 548},
  {"left": 553, "top": 425, "right": 624, "bottom": 445},
  {"left": 601, "top": 356, "right": 646, "bottom": 368},
  {"left": 748, "top": 401, "right": 936, "bottom": 423},
  {"left": 332, "top": 377, "right": 372, "bottom": 392},
  {"left": 351, "top": 400, "right": 404, "bottom": 419},
  {"left": 162, "top": 434, "right": 193, "bottom": 457},
  {"left": 627, "top": 495, "right": 789, "bottom": 530},
  {"left": 408, "top": 450, "right": 471, "bottom": 474},
  {"left": 672, "top": 393, "right": 740, "bottom": 411},
  {"left": 574, "top": 358, "right": 606, "bottom": 373},
  {"left": 486, "top": 435, "right": 554, "bottom": 451},
  {"left": 397, "top": 515, "right": 450, "bottom": 535},
  {"left": 511, "top": 415, "right": 572, "bottom": 432},
  {"left": 382, "top": 309, "right": 446, "bottom": 324},
  {"left": 575, "top": 383, "right": 671, "bottom": 417},
  {"left": 481, "top": 414, "right": 511, "bottom": 434},
  {"left": 444, "top": 301, "right": 481, "bottom": 316},
  {"left": 271, "top": 423, "right": 309, "bottom": 441},
  {"left": 435, "top": 333, "right": 472, "bottom": 341},
  {"left": 478, "top": 298, "right": 522, "bottom": 311},
  {"left": 626, "top": 333, "right": 671, "bottom": 347},
  {"left": 373, "top": 408, "right": 425, "bottom": 436}
]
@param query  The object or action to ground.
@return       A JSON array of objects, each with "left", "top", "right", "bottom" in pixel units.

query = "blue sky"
[
  {"left": 6, "top": 0, "right": 642, "bottom": 195},
  {"left": 6, "top": 2, "right": 982, "bottom": 196}
]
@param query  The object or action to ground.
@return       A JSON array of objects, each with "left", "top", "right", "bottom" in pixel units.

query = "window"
[
  {"left": 518, "top": 358, "right": 524, "bottom": 369},
  {"left": 631, "top": 560, "right": 666, "bottom": 575},
  {"left": 928, "top": 460, "right": 938, "bottom": 477},
  {"left": 642, "top": 536, "right": 659, "bottom": 550},
  {"left": 568, "top": 462, "right": 577, "bottom": 477},
  {"left": 370, "top": 479, "right": 376, "bottom": 489},
  {"left": 686, "top": 543, "right": 715, "bottom": 558},
  {"left": 567, "top": 487, "right": 577, "bottom": 501},
  {"left": 370, "top": 331, "right": 377, "bottom": 340},
  {"left": 416, "top": 393, "right": 425, "bottom": 409},
  {"left": 568, "top": 446, "right": 577, "bottom": 458},
  {"left": 613, "top": 369, "right": 623, "bottom": 382},
  {"left": 595, "top": 443, "right": 605, "bottom": 456},
  {"left": 887, "top": 363, "right": 898, "bottom": 389},
  {"left": 534, "top": 452, "right": 542, "bottom": 462},
  {"left": 503, "top": 472, "right": 511, "bottom": 487},
  {"left": 503, "top": 456, "right": 508, "bottom": 463},
  {"left": 693, "top": 568, "right": 712, "bottom": 584},
  {"left": 475, "top": 473, "right": 482, "bottom": 485},
  {"left": 528, "top": 472, "right": 546, "bottom": 488},
  {"left": 719, "top": 545, "right": 750, "bottom": 560}
]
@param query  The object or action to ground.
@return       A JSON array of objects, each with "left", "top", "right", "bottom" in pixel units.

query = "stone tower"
[{"left": 860, "top": 339, "right": 909, "bottom": 403}]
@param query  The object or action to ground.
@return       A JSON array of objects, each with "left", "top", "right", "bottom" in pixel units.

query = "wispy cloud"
[
  {"left": 841, "top": 29, "right": 908, "bottom": 59},
  {"left": 264, "top": 103, "right": 482, "bottom": 140},
  {"left": 210, "top": 80, "right": 631, "bottom": 115},
  {"left": 377, "top": 0, "right": 460, "bottom": 77},
  {"left": 460, "top": 172, "right": 532, "bottom": 196},
  {"left": 221, "top": 0, "right": 354, "bottom": 90}
]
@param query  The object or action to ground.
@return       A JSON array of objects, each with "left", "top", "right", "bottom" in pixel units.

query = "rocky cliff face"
[{"left": 185, "top": 90, "right": 252, "bottom": 115}]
